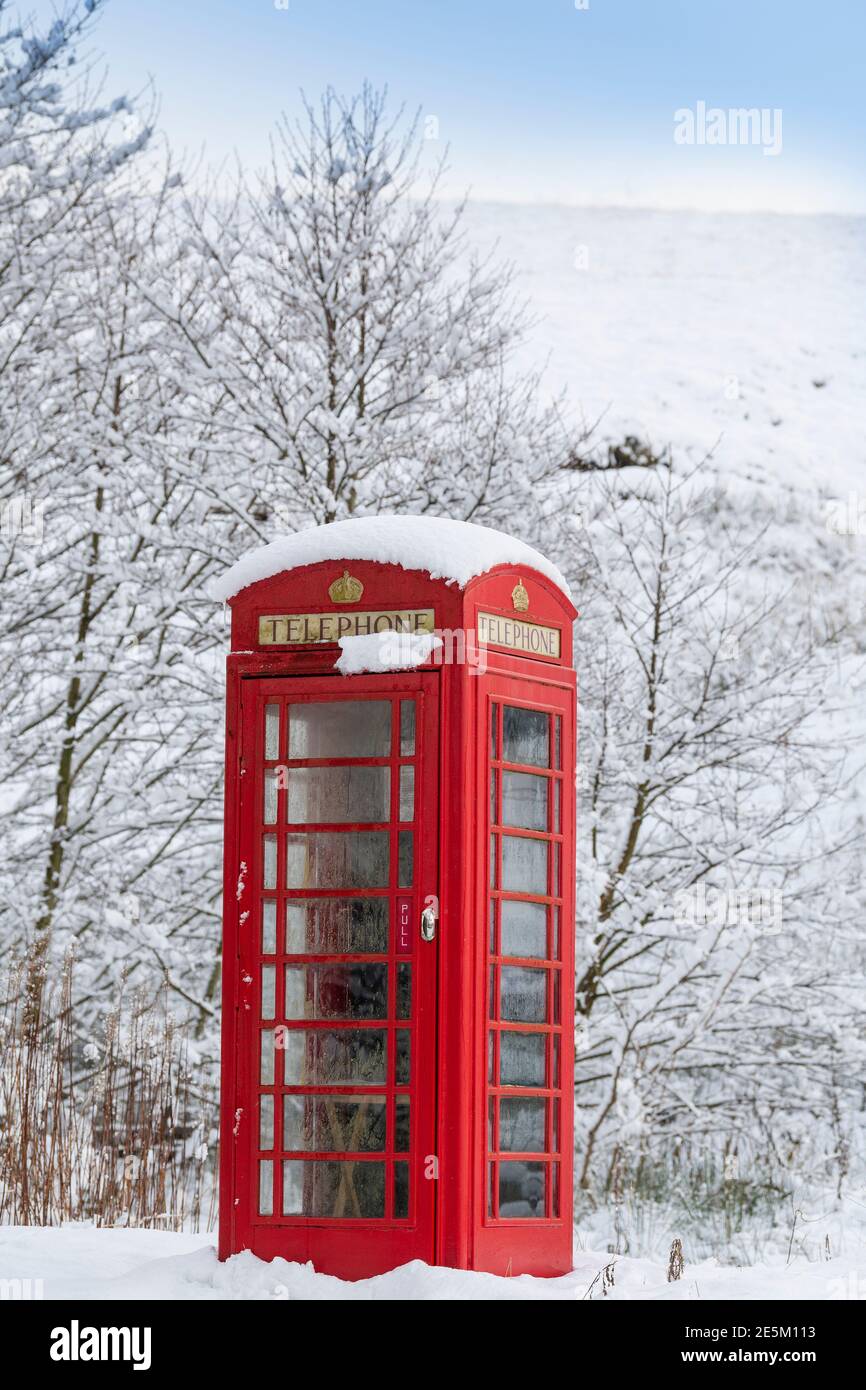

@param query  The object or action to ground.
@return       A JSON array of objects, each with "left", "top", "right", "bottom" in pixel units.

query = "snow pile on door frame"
[
  {"left": 335, "top": 631, "right": 443, "bottom": 675},
  {"left": 210, "top": 515, "right": 570, "bottom": 602}
]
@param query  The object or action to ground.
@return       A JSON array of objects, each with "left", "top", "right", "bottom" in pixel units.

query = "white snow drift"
[{"left": 1, "top": 1226, "right": 863, "bottom": 1302}]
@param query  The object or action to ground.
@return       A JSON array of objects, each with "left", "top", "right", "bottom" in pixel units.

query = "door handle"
[{"left": 420, "top": 905, "right": 437, "bottom": 942}]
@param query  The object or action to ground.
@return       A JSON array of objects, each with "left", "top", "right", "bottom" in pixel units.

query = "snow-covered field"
[
  {"left": 1, "top": 1226, "right": 864, "bottom": 1301},
  {"left": 463, "top": 204, "right": 866, "bottom": 498}
]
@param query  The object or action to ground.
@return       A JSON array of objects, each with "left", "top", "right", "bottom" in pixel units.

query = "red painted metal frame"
[
  {"left": 219, "top": 556, "right": 577, "bottom": 1279},
  {"left": 222, "top": 673, "right": 438, "bottom": 1278},
  {"left": 472, "top": 675, "right": 576, "bottom": 1275}
]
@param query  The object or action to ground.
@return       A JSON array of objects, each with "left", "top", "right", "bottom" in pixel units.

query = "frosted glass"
[
  {"left": 502, "top": 771, "right": 548, "bottom": 831},
  {"left": 289, "top": 701, "right": 390, "bottom": 758},
  {"left": 501, "top": 834, "right": 548, "bottom": 894},
  {"left": 287, "top": 765, "right": 389, "bottom": 824}
]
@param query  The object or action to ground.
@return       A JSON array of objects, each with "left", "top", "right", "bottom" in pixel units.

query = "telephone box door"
[{"left": 230, "top": 672, "right": 439, "bottom": 1277}]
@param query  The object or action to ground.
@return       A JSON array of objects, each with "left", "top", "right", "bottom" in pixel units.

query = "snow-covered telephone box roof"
[{"left": 211, "top": 514, "right": 571, "bottom": 603}]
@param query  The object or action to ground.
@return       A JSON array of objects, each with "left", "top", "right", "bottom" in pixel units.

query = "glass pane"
[
  {"left": 490, "top": 704, "right": 499, "bottom": 759},
  {"left": 396, "top": 1030, "right": 410, "bottom": 1084},
  {"left": 259, "top": 1159, "right": 273, "bottom": 1216},
  {"left": 260, "top": 1095, "right": 274, "bottom": 1150},
  {"left": 499, "top": 1161, "right": 546, "bottom": 1218},
  {"left": 501, "top": 834, "right": 548, "bottom": 894},
  {"left": 263, "top": 769, "right": 278, "bottom": 824},
  {"left": 552, "top": 1162, "right": 560, "bottom": 1218},
  {"left": 283, "top": 1095, "right": 386, "bottom": 1152},
  {"left": 552, "top": 1033, "right": 561, "bottom": 1087},
  {"left": 282, "top": 1160, "right": 385, "bottom": 1218},
  {"left": 500, "top": 899, "right": 548, "bottom": 958},
  {"left": 396, "top": 963, "right": 412, "bottom": 1019},
  {"left": 552, "top": 841, "right": 561, "bottom": 896},
  {"left": 503, "top": 706, "right": 549, "bottom": 768},
  {"left": 258, "top": 1095, "right": 272, "bottom": 1150},
  {"left": 394, "top": 1161, "right": 409, "bottom": 1218},
  {"left": 262, "top": 835, "right": 277, "bottom": 889},
  {"left": 289, "top": 701, "right": 391, "bottom": 759},
  {"left": 488, "top": 1030, "right": 495, "bottom": 1084},
  {"left": 286, "top": 831, "right": 389, "bottom": 888},
  {"left": 282, "top": 1029, "right": 387, "bottom": 1085},
  {"left": 399, "top": 700, "right": 415, "bottom": 756},
  {"left": 490, "top": 834, "right": 498, "bottom": 888},
  {"left": 262, "top": 899, "right": 277, "bottom": 954},
  {"left": 395, "top": 1096, "right": 410, "bottom": 1152},
  {"left": 398, "top": 831, "right": 413, "bottom": 887},
  {"left": 498, "top": 1097, "right": 547, "bottom": 1153},
  {"left": 284, "top": 963, "right": 388, "bottom": 1020},
  {"left": 264, "top": 704, "right": 280, "bottom": 760},
  {"left": 554, "top": 715, "right": 561, "bottom": 770},
  {"left": 500, "top": 1030, "right": 547, "bottom": 1087},
  {"left": 501, "top": 966, "right": 548, "bottom": 1023},
  {"left": 552, "top": 906, "right": 561, "bottom": 959},
  {"left": 488, "top": 1161, "right": 496, "bottom": 1217},
  {"left": 399, "top": 766, "right": 415, "bottom": 822},
  {"left": 287, "top": 766, "right": 389, "bottom": 824},
  {"left": 260, "top": 1029, "right": 276, "bottom": 1084},
  {"left": 554, "top": 780, "right": 561, "bottom": 832},
  {"left": 489, "top": 900, "right": 497, "bottom": 953},
  {"left": 261, "top": 965, "right": 275, "bottom": 1020},
  {"left": 285, "top": 898, "right": 388, "bottom": 954},
  {"left": 502, "top": 771, "right": 549, "bottom": 831}
]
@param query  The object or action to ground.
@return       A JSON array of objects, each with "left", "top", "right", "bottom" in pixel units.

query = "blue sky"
[{"left": 45, "top": 0, "right": 866, "bottom": 211}]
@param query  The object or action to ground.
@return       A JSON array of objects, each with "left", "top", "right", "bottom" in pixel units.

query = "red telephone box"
[{"left": 215, "top": 517, "right": 577, "bottom": 1279}]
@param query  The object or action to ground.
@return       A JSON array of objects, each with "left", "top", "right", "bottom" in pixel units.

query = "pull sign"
[{"left": 396, "top": 896, "right": 413, "bottom": 955}]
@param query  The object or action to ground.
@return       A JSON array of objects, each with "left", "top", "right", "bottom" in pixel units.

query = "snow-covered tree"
[
  {"left": 561, "top": 464, "right": 866, "bottom": 1201},
  {"left": 0, "top": 76, "right": 597, "bottom": 1039},
  {"left": 156, "top": 83, "right": 584, "bottom": 546},
  {"left": 0, "top": 2, "right": 159, "bottom": 1017}
]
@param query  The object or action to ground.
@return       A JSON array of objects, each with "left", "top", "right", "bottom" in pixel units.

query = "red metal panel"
[
  {"left": 221, "top": 670, "right": 439, "bottom": 1279},
  {"left": 469, "top": 667, "right": 576, "bottom": 1277},
  {"left": 433, "top": 656, "right": 474, "bottom": 1270},
  {"left": 218, "top": 657, "right": 244, "bottom": 1261}
]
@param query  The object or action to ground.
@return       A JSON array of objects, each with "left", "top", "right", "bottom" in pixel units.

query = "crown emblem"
[
  {"left": 511, "top": 581, "right": 529, "bottom": 613},
  {"left": 328, "top": 570, "right": 364, "bottom": 604}
]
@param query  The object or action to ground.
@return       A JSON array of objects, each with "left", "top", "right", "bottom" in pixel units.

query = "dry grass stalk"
[{"left": 0, "top": 953, "right": 217, "bottom": 1230}]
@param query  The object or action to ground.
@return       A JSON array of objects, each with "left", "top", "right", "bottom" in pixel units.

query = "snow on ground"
[
  {"left": 1, "top": 1226, "right": 864, "bottom": 1301},
  {"left": 463, "top": 204, "right": 866, "bottom": 499}
]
